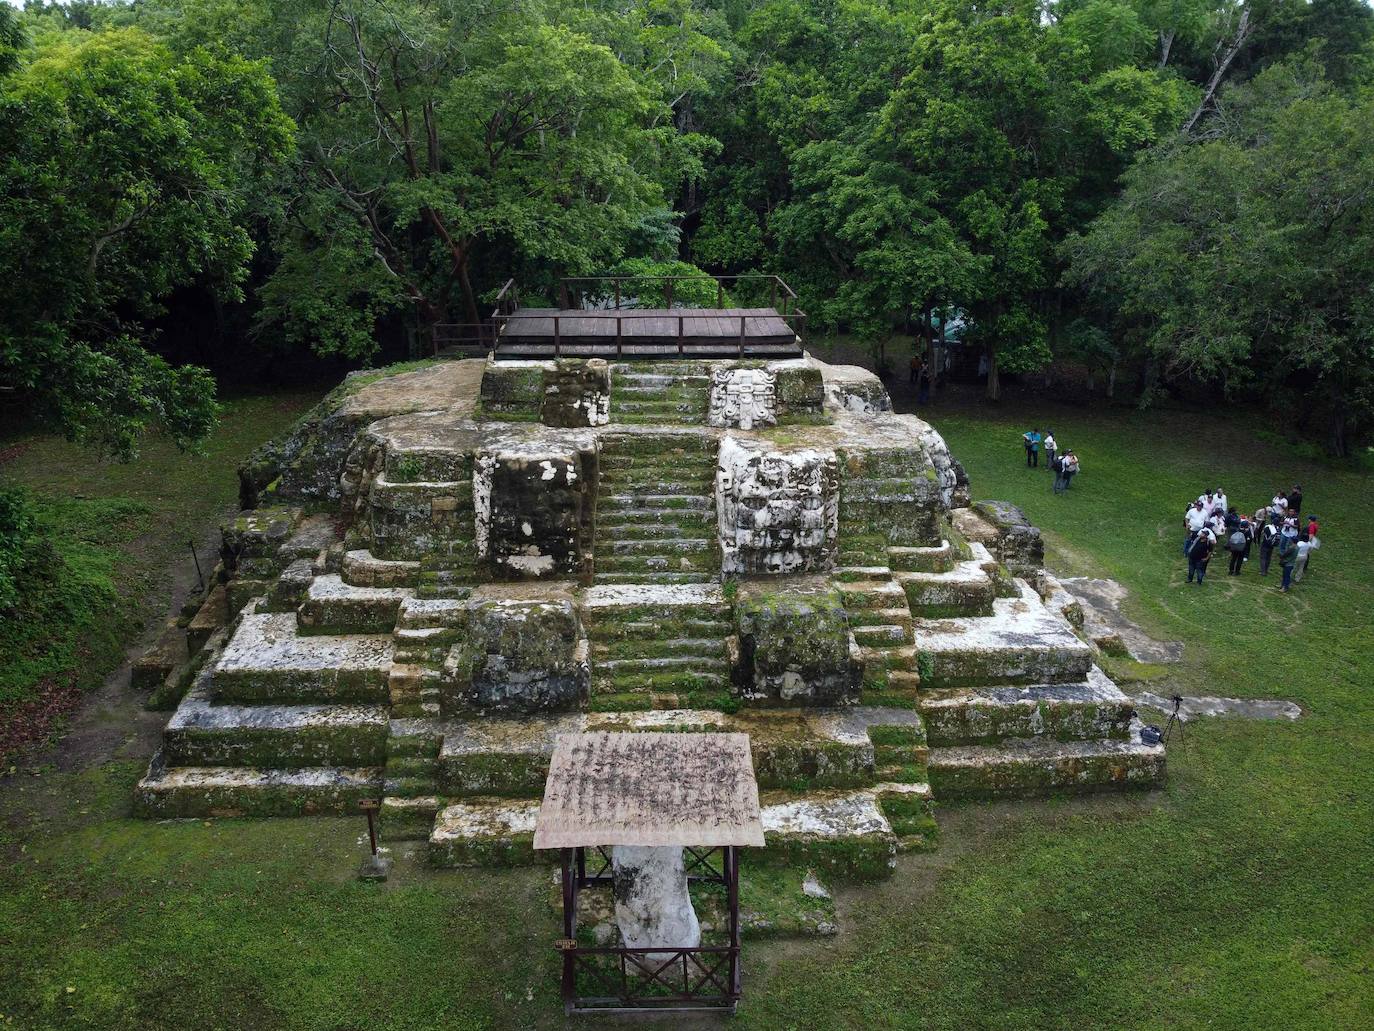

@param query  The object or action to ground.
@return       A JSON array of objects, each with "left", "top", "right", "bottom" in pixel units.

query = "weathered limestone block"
[
  {"left": 736, "top": 586, "right": 860, "bottom": 705},
  {"left": 912, "top": 422, "right": 970, "bottom": 509},
  {"left": 716, "top": 436, "right": 839, "bottom": 576},
  {"left": 760, "top": 791, "right": 897, "bottom": 881},
  {"left": 820, "top": 365, "right": 892, "bottom": 416},
  {"left": 474, "top": 444, "right": 593, "bottom": 579},
  {"left": 611, "top": 846, "right": 702, "bottom": 952},
  {"left": 769, "top": 359, "right": 826, "bottom": 421},
  {"left": 837, "top": 436, "right": 943, "bottom": 546},
  {"left": 541, "top": 358, "right": 610, "bottom": 428},
  {"left": 239, "top": 360, "right": 481, "bottom": 508},
  {"left": 973, "top": 500, "right": 1045, "bottom": 575},
  {"left": 440, "top": 592, "right": 589, "bottom": 715},
  {"left": 708, "top": 366, "right": 777, "bottom": 430},
  {"left": 222, "top": 507, "right": 302, "bottom": 565},
  {"left": 479, "top": 360, "right": 550, "bottom": 421}
]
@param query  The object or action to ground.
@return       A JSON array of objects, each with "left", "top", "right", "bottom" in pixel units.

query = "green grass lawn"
[
  {"left": 2, "top": 396, "right": 1372, "bottom": 1030},
  {"left": 0, "top": 392, "right": 321, "bottom": 755}
]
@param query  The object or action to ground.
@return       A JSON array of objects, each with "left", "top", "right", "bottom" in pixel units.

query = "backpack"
[
  {"left": 1262, "top": 524, "right": 1279, "bottom": 545},
  {"left": 1229, "top": 530, "right": 1246, "bottom": 552},
  {"left": 1051, "top": 455, "right": 1064, "bottom": 473}
]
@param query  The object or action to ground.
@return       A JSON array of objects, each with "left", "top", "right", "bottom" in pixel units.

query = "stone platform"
[{"left": 135, "top": 354, "right": 1162, "bottom": 925}]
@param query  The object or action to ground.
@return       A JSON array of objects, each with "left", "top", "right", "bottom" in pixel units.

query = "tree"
[
  {"left": 254, "top": 0, "right": 703, "bottom": 359},
  {"left": 0, "top": 24, "right": 293, "bottom": 457},
  {"left": 1064, "top": 63, "right": 1374, "bottom": 453}
]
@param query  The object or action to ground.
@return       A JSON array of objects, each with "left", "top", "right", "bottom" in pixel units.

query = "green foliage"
[
  {"left": 0, "top": 24, "right": 293, "bottom": 458},
  {"left": 1065, "top": 62, "right": 1374, "bottom": 453},
  {"left": 600, "top": 257, "right": 725, "bottom": 307},
  {"left": 0, "top": 486, "right": 36, "bottom": 611}
]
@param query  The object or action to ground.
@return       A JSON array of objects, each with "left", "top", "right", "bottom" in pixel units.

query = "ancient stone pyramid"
[{"left": 134, "top": 354, "right": 1163, "bottom": 890}]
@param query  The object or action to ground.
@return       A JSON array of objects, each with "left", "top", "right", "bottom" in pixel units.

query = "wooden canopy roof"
[{"left": 532, "top": 732, "right": 765, "bottom": 850}]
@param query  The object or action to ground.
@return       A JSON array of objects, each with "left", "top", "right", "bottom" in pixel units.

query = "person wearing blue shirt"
[{"left": 1022, "top": 428, "right": 1041, "bottom": 467}]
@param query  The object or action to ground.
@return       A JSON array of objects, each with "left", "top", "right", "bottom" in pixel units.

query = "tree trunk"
[
  {"left": 1158, "top": 29, "right": 1175, "bottom": 69},
  {"left": 1327, "top": 387, "right": 1349, "bottom": 457},
  {"left": 985, "top": 344, "right": 1001, "bottom": 401},
  {"left": 1183, "top": 6, "right": 1253, "bottom": 134},
  {"left": 1107, "top": 358, "right": 1117, "bottom": 400}
]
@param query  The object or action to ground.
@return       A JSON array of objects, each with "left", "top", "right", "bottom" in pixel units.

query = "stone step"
[
  {"left": 429, "top": 798, "right": 543, "bottom": 867},
  {"left": 838, "top": 579, "right": 907, "bottom": 610},
  {"left": 850, "top": 623, "right": 910, "bottom": 647},
  {"left": 592, "top": 669, "right": 732, "bottom": 694},
  {"left": 341, "top": 549, "right": 421, "bottom": 589},
  {"left": 598, "top": 494, "right": 714, "bottom": 513},
  {"left": 592, "top": 571, "right": 717, "bottom": 586},
  {"left": 388, "top": 663, "right": 442, "bottom": 713},
  {"left": 593, "top": 521, "right": 714, "bottom": 541},
  {"left": 595, "top": 655, "right": 730, "bottom": 676},
  {"left": 889, "top": 540, "right": 957, "bottom": 573},
  {"left": 398, "top": 596, "right": 472, "bottom": 629},
  {"left": 894, "top": 559, "right": 995, "bottom": 618},
  {"left": 927, "top": 726, "right": 1165, "bottom": 799},
  {"left": 581, "top": 582, "right": 729, "bottom": 619},
  {"left": 835, "top": 566, "right": 892, "bottom": 583},
  {"left": 915, "top": 582, "right": 1094, "bottom": 688},
  {"left": 591, "top": 637, "right": 727, "bottom": 660},
  {"left": 161, "top": 679, "right": 388, "bottom": 767},
  {"left": 379, "top": 795, "right": 442, "bottom": 841},
  {"left": 759, "top": 790, "right": 898, "bottom": 881},
  {"left": 593, "top": 553, "right": 719, "bottom": 575},
  {"left": 600, "top": 537, "right": 715, "bottom": 555},
  {"left": 297, "top": 575, "right": 413, "bottom": 634},
  {"left": 211, "top": 610, "right": 392, "bottom": 704},
  {"left": 614, "top": 414, "right": 703, "bottom": 425},
  {"left": 847, "top": 607, "right": 914, "bottom": 631},
  {"left": 595, "top": 511, "right": 716, "bottom": 531},
  {"left": 918, "top": 668, "right": 1134, "bottom": 746},
  {"left": 588, "top": 617, "right": 732, "bottom": 642},
  {"left": 134, "top": 759, "right": 382, "bottom": 818}
]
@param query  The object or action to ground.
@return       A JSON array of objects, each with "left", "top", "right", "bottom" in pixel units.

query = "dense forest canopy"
[{"left": 2, "top": 0, "right": 1372, "bottom": 454}]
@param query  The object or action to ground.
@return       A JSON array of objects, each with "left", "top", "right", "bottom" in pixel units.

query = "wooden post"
[
  {"left": 678, "top": 314, "right": 684, "bottom": 356},
  {"left": 739, "top": 314, "right": 746, "bottom": 358},
  {"left": 616, "top": 315, "right": 622, "bottom": 358},
  {"left": 770, "top": 278, "right": 777, "bottom": 310},
  {"left": 615, "top": 278, "right": 621, "bottom": 310},
  {"left": 554, "top": 315, "right": 561, "bottom": 358}
]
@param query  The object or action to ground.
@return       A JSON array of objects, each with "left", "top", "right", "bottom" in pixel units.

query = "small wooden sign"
[{"left": 554, "top": 939, "right": 578, "bottom": 952}]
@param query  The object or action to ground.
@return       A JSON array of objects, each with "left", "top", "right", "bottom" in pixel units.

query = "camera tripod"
[{"left": 1163, "top": 694, "right": 1186, "bottom": 746}]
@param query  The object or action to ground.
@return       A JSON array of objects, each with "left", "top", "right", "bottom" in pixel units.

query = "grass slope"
[
  {"left": 0, "top": 392, "right": 320, "bottom": 755},
  {"left": 1, "top": 397, "right": 1371, "bottom": 1030}
]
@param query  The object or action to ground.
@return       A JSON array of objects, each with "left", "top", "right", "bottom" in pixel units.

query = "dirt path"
[{"left": 47, "top": 527, "right": 228, "bottom": 775}]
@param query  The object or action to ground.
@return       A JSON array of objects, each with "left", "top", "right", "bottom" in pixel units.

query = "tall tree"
[
  {"left": 1065, "top": 63, "right": 1374, "bottom": 454},
  {"left": 0, "top": 23, "right": 293, "bottom": 457}
]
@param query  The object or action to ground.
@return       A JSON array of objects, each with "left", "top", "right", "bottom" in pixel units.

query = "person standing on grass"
[
  {"left": 1278, "top": 526, "right": 1300, "bottom": 592},
  {"left": 1259, "top": 517, "right": 1279, "bottom": 575},
  {"left": 1227, "top": 521, "right": 1248, "bottom": 575},
  {"left": 1060, "top": 451, "right": 1080, "bottom": 489},
  {"left": 1289, "top": 484, "right": 1303, "bottom": 517},
  {"left": 1043, "top": 431, "right": 1057, "bottom": 473},
  {"left": 1272, "top": 490, "right": 1288, "bottom": 519},
  {"left": 1185, "top": 501, "right": 1207, "bottom": 554},
  {"left": 1187, "top": 528, "right": 1215, "bottom": 585},
  {"left": 1293, "top": 533, "right": 1317, "bottom": 583},
  {"left": 1023, "top": 428, "right": 1041, "bottom": 467}
]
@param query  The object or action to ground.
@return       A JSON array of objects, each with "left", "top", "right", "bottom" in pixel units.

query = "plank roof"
[{"left": 532, "top": 732, "right": 765, "bottom": 849}]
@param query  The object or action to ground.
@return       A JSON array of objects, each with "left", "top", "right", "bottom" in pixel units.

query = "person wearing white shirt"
[
  {"left": 1213, "top": 488, "right": 1228, "bottom": 515},
  {"left": 1293, "top": 536, "right": 1314, "bottom": 582},
  {"left": 1272, "top": 493, "right": 1288, "bottom": 517}
]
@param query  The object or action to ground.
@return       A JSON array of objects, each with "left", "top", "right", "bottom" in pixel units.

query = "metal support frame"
[{"left": 556, "top": 845, "right": 742, "bottom": 1014}]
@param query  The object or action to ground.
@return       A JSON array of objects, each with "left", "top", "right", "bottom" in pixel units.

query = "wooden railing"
[
  {"left": 489, "top": 309, "right": 805, "bottom": 359},
  {"left": 558, "top": 273, "right": 801, "bottom": 316}
]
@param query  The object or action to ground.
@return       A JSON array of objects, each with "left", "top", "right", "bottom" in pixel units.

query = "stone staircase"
[
  {"left": 593, "top": 432, "right": 719, "bottom": 585},
  {"left": 134, "top": 601, "right": 390, "bottom": 817},
  {"left": 581, "top": 583, "right": 733, "bottom": 705},
  {"left": 609, "top": 362, "right": 711, "bottom": 425}
]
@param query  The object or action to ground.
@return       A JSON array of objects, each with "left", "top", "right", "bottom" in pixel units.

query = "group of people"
[
  {"left": 1183, "top": 484, "right": 1321, "bottom": 592},
  {"left": 1021, "top": 428, "right": 1080, "bottom": 494}
]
